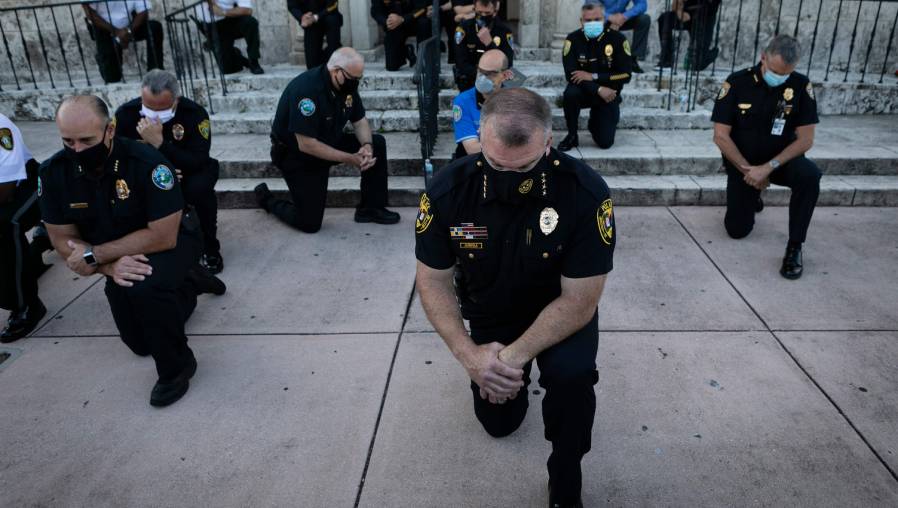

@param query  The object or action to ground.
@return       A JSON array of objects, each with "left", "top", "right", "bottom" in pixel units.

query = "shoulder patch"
[
  {"left": 507, "top": 33, "right": 513, "bottom": 46},
  {"left": 0, "top": 128, "right": 13, "bottom": 151},
  {"left": 299, "top": 98, "right": 316, "bottom": 116},
  {"left": 806, "top": 82, "right": 815, "bottom": 101},
  {"left": 597, "top": 198, "right": 614, "bottom": 245},
  {"left": 563, "top": 39, "right": 571, "bottom": 57},
  {"left": 151, "top": 165, "right": 175, "bottom": 191},
  {"left": 415, "top": 193, "right": 433, "bottom": 234},
  {"left": 198, "top": 119, "right": 211, "bottom": 140},
  {"left": 717, "top": 81, "right": 730, "bottom": 100},
  {"left": 453, "top": 104, "right": 463, "bottom": 122},
  {"left": 455, "top": 27, "right": 465, "bottom": 46},
  {"left": 623, "top": 39, "right": 631, "bottom": 56}
]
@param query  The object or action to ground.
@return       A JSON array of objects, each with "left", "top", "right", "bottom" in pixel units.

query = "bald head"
[
  {"left": 327, "top": 47, "right": 365, "bottom": 76},
  {"left": 56, "top": 95, "right": 113, "bottom": 153},
  {"left": 479, "top": 49, "right": 509, "bottom": 72}
]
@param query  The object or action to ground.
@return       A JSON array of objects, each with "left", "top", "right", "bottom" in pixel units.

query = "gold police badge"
[
  {"left": 518, "top": 178, "right": 533, "bottom": 194},
  {"left": 416, "top": 193, "right": 433, "bottom": 234},
  {"left": 493, "top": 36, "right": 501, "bottom": 46},
  {"left": 172, "top": 123, "right": 185, "bottom": 141},
  {"left": 597, "top": 199, "right": 614, "bottom": 245},
  {"left": 539, "top": 207, "right": 559, "bottom": 235},
  {"left": 345, "top": 94, "right": 353, "bottom": 109},
  {"left": 604, "top": 44, "right": 613, "bottom": 57},
  {"left": 198, "top": 119, "right": 211, "bottom": 140},
  {"left": 784, "top": 87, "right": 794, "bottom": 101},
  {"left": 0, "top": 128, "right": 12, "bottom": 151},
  {"left": 115, "top": 179, "right": 130, "bottom": 200}
]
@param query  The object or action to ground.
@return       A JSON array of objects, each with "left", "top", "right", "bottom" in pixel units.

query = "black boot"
[
  {"left": 548, "top": 480, "right": 584, "bottom": 508},
  {"left": 558, "top": 133, "right": 579, "bottom": 152},
  {"left": 187, "top": 265, "right": 227, "bottom": 296},
  {"left": 150, "top": 352, "right": 197, "bottom": 407},
  {"left": 248, "top": 59, "right": 265, "bottom": 74},
  {"left": 254, "top": 183, "right": 273, "bottom": 212},
  {"left": 1, "top": 299, "right": 47, "bottom": 343},
  {"left": 354, "top": 207, "right": 401, "bottom": 225},
  {"left": 201, "top": 252, "right": 224, "bottom": 275},
  {"left": 780, "top": 245, "right": 803, "bottom": 280}
]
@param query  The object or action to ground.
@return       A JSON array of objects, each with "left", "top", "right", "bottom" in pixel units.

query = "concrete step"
[
  {"left": 210, "top": 107, "right": 714, "bottom": 134},
  {"left": 215, "top": 174, "right": 898, "bottom": 209},
  {"left": 210, "top": 87, "right": 673, "bottom": 114}
]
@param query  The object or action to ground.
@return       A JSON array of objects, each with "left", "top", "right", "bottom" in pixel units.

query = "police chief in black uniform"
[
  {"left": 558, "top": 1, "right": 632, "bottom": 152},
  {"left": 371, "top": 0, "right": 431, "bottom": 71},
  {"left": 257, "top": 47, "right": 400, "bottom": 232},
  {"left": 114, "top": 70, "right": 224, "bottom": 274},
  {"left": 288, "top": 0, "right": 343, "bottom": 69},
  {"left": 453, "top": 0, "right": 514, "bottom": 91},
  {"left": 712, "top": 34, "right": 820, "bottom": 279},
  {"left": 39, "top": 95, "right": 225, "bottom": 407},
  {"left": 0, "top": 114, "right": 45, "bottom": 343},
  {"left": 416, "top": 88, "right": 615, "bottom": 508}
]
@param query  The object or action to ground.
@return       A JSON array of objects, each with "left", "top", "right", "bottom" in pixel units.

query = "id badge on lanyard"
[{"left": 771, "top": 100, "right": 786, "bottom": 136}]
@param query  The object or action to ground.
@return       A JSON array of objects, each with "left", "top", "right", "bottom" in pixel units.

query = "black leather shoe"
[
  {"left": 187, "top": 265, "right": 227, "bottom": 296},
  {"left": 248, "top": 60, "right": 265, "bottom": 74},
  {"left": 755, "top": 196, "right": 764, "bottom": 213},
  {"left": 780, "top": 246, "right": 803, "bottom": 280},
  {"left": 201, "top": 252, "right": 224, "bottom": 275},
  {"left": 631, "top": 59, "right": 644, "bottom": 73},
  {"left": 558, "top": 133, "right": 579, "bottom": 152},
  {"left": 355, "top": 207, "right": 401, "bottom": 225},
  {"left": 406, "top": 44, "right": 417, "bottom": 68},
  {"left": 548, "top": 480, "right": 583, "bottom": 508},
  {"left": 150, "top": 354, "right": 197, "bottom": 407},
  {"left": 1, "top": 300, "right": 47, "bottom": 343},
  {"left": 254, "top": 183, "right": 273, "bottom": 212}
]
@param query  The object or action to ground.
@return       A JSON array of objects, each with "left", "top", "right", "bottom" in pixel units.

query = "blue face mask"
[
  {"left": 763, "top": 69, "right": 790, "bottom": 88},
  {"left": 584, "top": 21, "right": 604, "bottom": 39}
]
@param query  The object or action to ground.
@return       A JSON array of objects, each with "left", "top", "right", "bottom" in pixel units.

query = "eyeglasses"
[
  {"left": 338, "top": 68, "right": 362, "bottom": 81},
  {"left": 477, "top": 67, "right": 506, "bottom": 78}
]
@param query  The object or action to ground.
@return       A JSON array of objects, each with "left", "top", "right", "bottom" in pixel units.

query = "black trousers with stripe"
[{"left": 0, "top": 160, "right": 41, "bottom": 312}]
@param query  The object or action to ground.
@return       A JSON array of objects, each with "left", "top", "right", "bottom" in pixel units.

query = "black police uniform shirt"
[
  {"left": 415, "top": 150, "right": 615, "bottom": 323},
  {"left": 371, "top": 0, "right": 429, "bottom": 26},
  {"left": 38, "top": 137, "right": 184, "bottom": 247},
  {"left": 114, "top": 96, "right": 212, "bottom": 175},
  {"left": 454, "top": 16, "right": 515, "bottom": 76},
  {"left": 711, "top": 63, "right": 819, "bottom": 167},
  {"left": 562, "top": 27, "right": 632, "bottom": 100},
  {"left": 271, "top": 64, "right": 365, "bottom": 155}
]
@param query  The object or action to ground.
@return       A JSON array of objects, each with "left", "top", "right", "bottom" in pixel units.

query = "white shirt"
[
  {"left": 90, "top": 0, "right": 150, "bottom": 30},
  {"left": 0, "top": 113, "right": 32, "bottom": 185},
  {"left": 195, "top": 0, "right": 253, "bottom": 23}
]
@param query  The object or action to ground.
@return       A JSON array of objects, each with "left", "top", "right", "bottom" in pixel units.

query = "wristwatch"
[
  {"left": 83, "top": 247, "right": 98, "bottom": 267},
  {"left": 769, "top": 159, "right": 781, "bottom": 171}
]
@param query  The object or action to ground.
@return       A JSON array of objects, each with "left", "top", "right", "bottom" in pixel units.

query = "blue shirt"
[
  {"left": 452, "top": 88, "right": 480, "bottom": 145},
  {"left": 598, "top": 0, "right": 646, "bottom": 20}
]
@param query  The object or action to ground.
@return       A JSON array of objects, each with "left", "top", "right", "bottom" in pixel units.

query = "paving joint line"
[
  {"left": 26, "top": 331, "right": 404, "bottom": 339},
  {"left": 665, "top": 207, "right": 898, "bottom": 484},
  {"left": 352, "top": 280, "right": 417, "bottom": 507},
  {"left": 27, "top": 276, "right": 103, "bottom": 338}
]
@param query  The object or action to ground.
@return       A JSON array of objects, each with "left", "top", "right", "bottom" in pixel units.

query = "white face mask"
[{"left": 140, "top": 104, "right": 175, "bottom": 124}]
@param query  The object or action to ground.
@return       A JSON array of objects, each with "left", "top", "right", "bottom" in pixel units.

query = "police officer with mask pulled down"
[{"left": 451, "top": 49, "right": 513, "bottom": 159}]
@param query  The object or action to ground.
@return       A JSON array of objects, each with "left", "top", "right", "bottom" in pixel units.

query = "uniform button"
[
  {"left": 468, "top": 253, "right": 474, "bottom": 259},
  {"left": 542, "top": 252, "right": 549, "bottom": 259},
  {"left": 553, "top": 160, "right": 560, "bottom": 166}
]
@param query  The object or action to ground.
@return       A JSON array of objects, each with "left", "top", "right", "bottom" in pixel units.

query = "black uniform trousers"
[
  {"left": 182, "top": 160, "right": 221, "bottom": 255},
  {"left": 269, "top": 134, "right": 389, "bottom": 233},
  {"left": 94, "top": 20, "right": 164, "bottom": 84},
  {"left": 615, "top": 14, "right": 650, "bottom": 60},
  {"left": 657, "top": 7, "right": 717, "bottom": 68},
  {"left": 0, "top": 164, "right": 41, "bottom": 313},
  {"left": 441, "top": 9, "right": 457, "bottom": 64},
  {"left": 104, "top": 223, "right": 201, "bottom": 382},
  {"left": 384, "top": 17, "right": 431, "bottom": 71},
  {"left": 303, "top": 14, "right": 342, "bottom": 69},
  {"left": 563, "top": 84, "right": 621, "bottom": 149},
  {"left": 209, "top": 16, "right": 261, "bottom": 74},
  {"left": 725, "top": 156, "right": 821, "bottom": 243},
  {"left": 468, "top": 312, "right": 600, "bottom": 505}
]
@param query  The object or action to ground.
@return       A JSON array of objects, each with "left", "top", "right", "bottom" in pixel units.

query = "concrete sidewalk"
[{"left": 1, "top": 207, "right": 897, "bottom": 506}]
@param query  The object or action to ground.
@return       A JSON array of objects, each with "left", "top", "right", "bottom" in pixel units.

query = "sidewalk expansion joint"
[
  {"left": 665, "top": 207, "right": 898, "bottom": 485},
  {"left": 27, "top": 276, "right": 104, "bottom": 339},
  {"left": 353, "top": 280, "right": 418, "bottom": 507}
]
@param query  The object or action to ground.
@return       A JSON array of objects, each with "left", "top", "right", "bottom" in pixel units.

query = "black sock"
[{"left": 787, "top": 240, "right": 802, "bottom": 250}]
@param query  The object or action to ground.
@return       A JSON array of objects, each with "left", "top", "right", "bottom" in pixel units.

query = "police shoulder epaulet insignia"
[
  {"left": 453, "top": 104, "right": 463, "bottom": 122},
  {"left": 415, "top": 193, "right": 433, "bottom": 234},
  {"left": 717, "top": 81, "right": 730, "bottom": 100},
  {"left": 0, "top": 128, "right": 13, "bottom": 151},
  {"left": 597, "top": 198, "right": 614, "bottom": 245},
  {"left": 151, "top": 164, "right": 175, "bottom": 191},
  {"left": 623, "top": 39, "right": 631, "bottom": 56},
  {"left": 806, "top": 82, "right": 815, "bottom": 101},
  {"left": 299, "top": 98, "right": 316, "bottom": 116},
  {"left": 493, "top": 35, "right": 501, "bottom": 46},
  {"left": 198, "top": 119, "right": 211, "bottom": 140},
  {"left": 563, "top": 39, "right": 571, "bottom": 57},
  {"left": 455, "top": 27, "right": 465, "bottom": 46},
  {"left": 605, "top": 44, "right": 613, "bottom": 57},
  {"left": 172, "top": 123, "right": 185, "bottom": 141}
]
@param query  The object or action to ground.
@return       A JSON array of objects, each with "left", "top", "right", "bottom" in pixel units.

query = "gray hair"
[
  {"left": 327, "top": 47, "right": 364, "bottom": 71},
  {"left": 481, "top": 88, "right": 552, "bottom": 148},
  {"left": 765, "top": 34, "right": 802, "bottom": 65},
  {"left": 56, "top": 95, "right": 110, "bottom": 122},
  {"left": 141, "top": 69, "right": 181, "bottom": 97}
]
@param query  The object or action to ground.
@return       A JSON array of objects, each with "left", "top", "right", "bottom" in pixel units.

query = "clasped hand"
[
  {"left": 465, "top": 342, "right": 525, "bottom": 405},
  {"left": 741, "top": 163, "right": 772, "bottom": 190},
  {"left": 348, "top": 144, "right": 376, "bottom": 172}
]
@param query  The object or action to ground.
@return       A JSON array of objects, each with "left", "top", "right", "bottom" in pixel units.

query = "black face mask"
[
  {"left": 483, "top": 156, "right": 544, "bottom": 204},
  {"left": 64, "top": 128, "right": 110, "bottom": 171},
  {"left": 337, "top": 69, "right": 360, "bottom": 95},
  {"left": 476, "top": 15, "right": 494, "bottom": 29}
]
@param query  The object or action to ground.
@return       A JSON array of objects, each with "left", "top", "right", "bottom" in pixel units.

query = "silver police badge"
[{"left": 539, "top": 207, "right": 559, "bottom": 235}]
